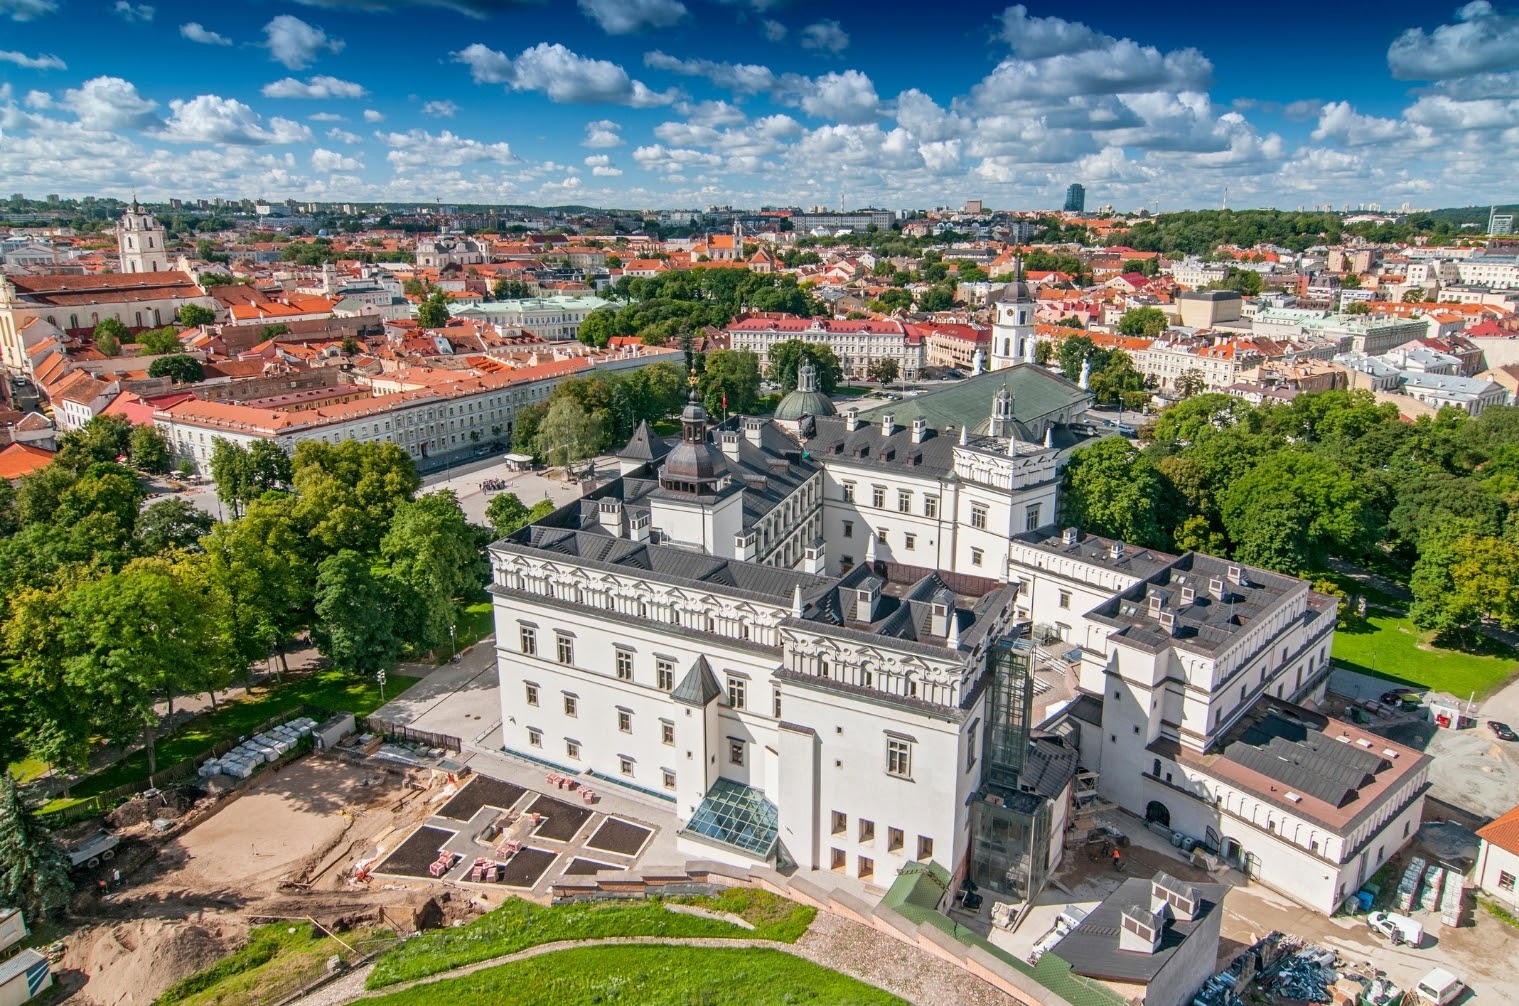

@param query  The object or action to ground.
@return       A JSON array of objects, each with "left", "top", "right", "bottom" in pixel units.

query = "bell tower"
[
  {"left": 989, "top": 258, "right": 1035, "bottom": 372},
  {"left": 117, "top": 196, "right": 168, "bottom": 274}
]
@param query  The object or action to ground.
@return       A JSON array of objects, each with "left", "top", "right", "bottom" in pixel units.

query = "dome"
[
  {"left": 774, "top": 388, "right": 836, "bottom": 421},
  {"left": 996, "top": 280, "right": 1033, "bottom": 303},
  {"left": 659, "top": 391, "right": 726, "bottom": 495}
]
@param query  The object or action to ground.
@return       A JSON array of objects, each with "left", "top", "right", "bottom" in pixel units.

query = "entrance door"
[{"left": 1145, "top": 801, "right": 1171, "bottom": 828}]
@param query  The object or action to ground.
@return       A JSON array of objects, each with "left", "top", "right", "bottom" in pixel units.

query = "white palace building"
[{"left": 488, "top": 364, "right": 1429, "bottom": 915}]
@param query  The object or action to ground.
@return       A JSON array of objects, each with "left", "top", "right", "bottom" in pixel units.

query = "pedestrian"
[{"left": 1111, "top": 847, "right": 1122, "bottom": 871}]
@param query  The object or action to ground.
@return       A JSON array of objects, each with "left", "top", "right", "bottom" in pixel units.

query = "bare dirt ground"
[{"left": 56, "top": 756, "right": 465, "bottom": 1006}]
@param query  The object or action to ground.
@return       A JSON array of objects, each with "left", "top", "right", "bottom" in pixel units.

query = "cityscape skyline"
[{"left": 1, "top": 1, "right": 1518, "bottom": 211}]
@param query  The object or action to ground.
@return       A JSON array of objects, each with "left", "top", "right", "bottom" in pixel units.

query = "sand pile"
[{"left": 62, "top": 917, "right": 241, "bottom": 1006}]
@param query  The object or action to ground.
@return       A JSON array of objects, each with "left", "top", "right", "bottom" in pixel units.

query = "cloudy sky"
[{"left": 1, "top": 0, "right": 1517, "bottom": 211}]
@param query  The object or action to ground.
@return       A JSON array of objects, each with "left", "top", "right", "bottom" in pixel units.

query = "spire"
[
  {"left": 946, "top": 610, "right": 961, "bottom": 650},
  {"left": 792, "top": 584, "right": 804, "bottom": 618},
  {"left": 865, "top": 530, "right": 879, "bottom": 564}
]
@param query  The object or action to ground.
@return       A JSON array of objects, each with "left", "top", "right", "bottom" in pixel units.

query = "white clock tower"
[
  {"left": 989, "top": 263, "right": 1036, "bottom": 371},
  {"left": 117, "top": 196, "right": 168, "bottom": 274}
]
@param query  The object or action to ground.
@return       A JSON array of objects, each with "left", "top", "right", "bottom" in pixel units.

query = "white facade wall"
[{"left": 1476, "top": 840, "right": 1519, "bottom": 911}]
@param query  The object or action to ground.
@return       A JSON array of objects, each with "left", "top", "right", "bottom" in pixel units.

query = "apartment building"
[
  {"left": 451, "top": 294, "right": 610, "bottom": 341},
  {"left": 725, "top": 315, "right": 923, "bottom": 380}
]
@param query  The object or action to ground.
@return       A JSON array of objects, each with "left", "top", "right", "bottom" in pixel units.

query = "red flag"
[{"left": 722, "top": 393, "right": 728, "bottom": 411}]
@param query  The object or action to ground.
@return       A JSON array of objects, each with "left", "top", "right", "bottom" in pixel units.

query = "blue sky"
[{"left": 2, "top": 0, "right": 1517, "bottom": 210}]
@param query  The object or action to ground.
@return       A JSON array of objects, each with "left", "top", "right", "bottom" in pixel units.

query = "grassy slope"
[
  {"left": 367, "top": 892, "right": 815, "bottom": 989},
  {"left": 1332, "top": 613, "right": 1518, "bottom": 699},
  {"left": 42, "top": 670, "right": 419, "bottom": 811},
  {"left": 364, "top": 946, "right": 906, "bottom": 1006},
  {"left": 156, "top": 923, "right": 395, "bottom": 1006}
]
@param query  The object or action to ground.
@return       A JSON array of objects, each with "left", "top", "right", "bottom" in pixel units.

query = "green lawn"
[
  {"left": 1332, "top": 612, "right": 1519, "bottom": 699},
  {"left": 363, "top": 946, "right": 906, "bottom": 1006},
  {"left": 39, "top": 669, "right": 419, "bottom": 812},
  {"left": 367, "top": 893, "right": 814, "bottom": 989},
  {"left": 447, "top": 596, "right": 495, "bottom": 659},
  {"left": 156, "top": 922, "right": 395, "bottom": 1006}
]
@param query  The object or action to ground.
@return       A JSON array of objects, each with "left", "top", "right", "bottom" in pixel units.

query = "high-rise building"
[
  {"left": 1489, "top": 206, "right": 1515, "bottom": 236},
  {"left": 1063, "top": 183, "right": 1085, "bottom": 213}
]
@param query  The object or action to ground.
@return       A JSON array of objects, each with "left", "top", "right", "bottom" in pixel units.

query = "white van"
[
  {"left": 1415, "top": 967, "right": 1464, "bottom": 1005},
  {"left": 1367, "top": 910, "right": 1424, "bottom": 947}
]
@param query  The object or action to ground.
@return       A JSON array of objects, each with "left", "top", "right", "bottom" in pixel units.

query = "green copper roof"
[{"left": 856, "top": 365, "right": 1090, "bottom": 436}]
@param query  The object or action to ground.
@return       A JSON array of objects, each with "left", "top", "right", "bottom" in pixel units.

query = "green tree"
[
  {"left": 578, "top": 308, "right": 618, "bottom": 348},
  {"left": 261, "top": 323, "right": 290, "bottom": 339},
  {"left": 511, "top": 401, "right": 550, "bottom": 458},
  {"left": 491, "top": 278, "right": 530, "bottom": 300},
  {"left": 0, "top": 775, "right": 72, "bottom": 921},
  {"left": 135, "top": 498, "right": 214, "bottom": 556},
  {"left": 94, "top": 317, "right": 127, "bottom": 356},
  {"left": 1117, "top": 307, "right": 1168, "bottom": 337},
  {"left": 1056, "top": 335, "right": 1110, "bottom": 383},
  {"left": 1220, "top": 452, "right": 1377, "bottom": 573},
  {"left": 1089, "top": 351, "right": 1149, "bottom": 411},
  {"left": 147, "top": 354, "right": 205, "bottom": 385},
  {"left": 701, "top": 349, "right": 763, "bottom": 416},
  {"left": 341, "top": 335, "right": 362, "bottom": 357},
  {"left": 1344, "top": 301, "right": 1371, "bottom": 315},
  {"left": 292, "top": 440, "right": 419, "bottom": 555},
  {"left": 137, "top": 327, "right": 183, "bottom": 355},
  {"left": 178, "top": 303, "right": 216, "bottom": 327},
  {"left": 312, "top": 550, "right": 400, "bottom": 677},
  {"left": 199, "top": 495, "right": 313, "bottom": 678},
  {"left": 1402, "top": 287, "right": 1427, "bottom": 303},
  {"left": 417, "top": 290, "right": 451, "bottom": 329},
  {"left": 767, "top": 341, "right": 842, "bottom": 393},
  {"left": 1175, "top": 369, "right": 1207, "bottom": 399},
  {"left": 1059, "top": 438, "right": 1168, "bottom": 549},
  {"left": 867, "top": 357, "right": 900, "bottom": 384},
  {"left": 917, "top": 285, "right": 955, "bottom": 311},
  {"left": 1409, "top": 530, "right": 1519, "bottom": 644},
  {"left": 379, "top": 491, "right": 489, "bottom": 654},
  {"left": 486, "top": 492, "right": 555, "bottom": 538},
  {"left": 534, "top": 398, "right": 606, "bottom": 471},
  {"left": 126, "top": 425, "right": 170, "bottom": 475},
  {"left": 54, "top": 415, "right": 134, "bottom": 473}
]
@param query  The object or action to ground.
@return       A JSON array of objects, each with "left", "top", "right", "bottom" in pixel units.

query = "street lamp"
[
  {"left": 377, "top": 668, "right": 386, "bottom": 703},
  {"left": 449, "top": 623, "right": 457, "bottom": 663}
]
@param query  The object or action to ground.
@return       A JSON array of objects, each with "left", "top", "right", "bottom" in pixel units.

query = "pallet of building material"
[
  {"left": 1396, "top": 857, "right": 1426, "bottom": 912},
  {"left": 1420, "top": 865, "right": 1444, "bottom": 911}
]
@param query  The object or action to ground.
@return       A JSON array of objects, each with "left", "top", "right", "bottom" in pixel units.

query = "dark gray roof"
[
  {"left": 1066, "top": 693, "right": 1105, "bottom": 727},
  {"left": 618, "top": 420, "right": 671, "bottom": 462},
  {"left": 1013, "top": 526, "right": 1178, "bottom": 581},
  {"left": 1021, "top": 736, "right": 1078, "bottom": 799},
  {"left": 1227, "top": 712, "right": 1388, "bottom": 808},
  {"left": 1053, "top": 877, "right": 1226, "bottom": 984},
  {"left": 672, "top": 656, "right": 723, "bottom": 706}
]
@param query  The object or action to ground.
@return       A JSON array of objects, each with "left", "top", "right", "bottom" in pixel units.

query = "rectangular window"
[
  {"left": 831, "top": 810, "right": 847, "bottom": 835},
  {"left": 966, "top": 720, "right": 979, "bottom": 772},
  {"left": 619, "top": 756, "right": 634, "bottom": 777},
  {"left": 888, "top": 827, "right": 904, "bottom": 852},
  {"left": 566, "top": 738, "right": 581, "bottom": 759},
  {"left": 556, "top": 634, "right": 574, "bottom": 665},
  {"left": 970, "top": 548, "right": 984, "bottom": 566},
  {"left": 727, "top": 676, "right": 747, "bottom": 710},
  {"left": 857, "top": 856, "right": 874, "bottom": 880},
  {"left": 904, "top": 533, "right": 916, "bottom": 551},
  {"left": 773, "top": 687, "right": 782, "bottom": 719},
  {"left": 657, "top": 659, "right": 674, "bottom": 691},
  {"left": 525, "top": 682, "right": 539, "bottom": 706},
  {"left": 918, "top": 835, "right": 934, "bottom": 860},
  {"left": 897, "top": 489, "right": 911, "bottom": 512},
  {"left": 970, "top": 503, "right": 987, "bottom": 530},
  {"left": 887, "top": 739, "right": 913, "bottom": 778},
  {"left": 662, "top": 768, "right": 676, "bottom": 790},
  {"left": 520, "top": 626, "right": 537, "bottom": 655},
  {"left": 1502, "top": 871, "right": 1517, "bottom": 892},
  {"left": 661, "top": 719, "right": 674, "bottom": 745},
  {"left": 527, "top": 727, "right": 542, "bottom": 748},
  {"left": 923, "top": 495, "right": 938, "bottom": 519},
  {"left": 876, "top": 528, "right": 887, "bottom": 543},
  {"left": 1058, "top": 590, "right": 1071, "bottom": 609},
  {"left": 615, "top": 649, "right": 633, "bottom": 681},
  {"left": 831, "top": 847, "right": 846, "bottom": 870},
  {"left": 841, "top": 481, "right": 855, "bottom": 502},
  {"left": 618, "top": 709, "right": 632, "bottom": 733},
  {"left": 842, "top": 520, "right": 853, "bottom": 538},
  {"left": 859, "top": 818, "right": 875, "bottom": 843},
  {"left": 1024, "top": 503, "right": 1042, "bottom": 531},
  {"left": 729, "top": 740, "right": 745, "bottom": 766},
  {"left": 871, "top": 486, "right": 885, "bottom": 508},
  {"left": 563, "top": 694, "right": 578, "bottom": 718}
]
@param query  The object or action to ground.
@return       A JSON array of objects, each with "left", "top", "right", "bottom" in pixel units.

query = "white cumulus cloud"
[
  {"left": 64, "top": 76, "right": 159, "bottom": 130},
  {"left": 584, "top": 153, "right": 623, "bottom": 176},
  {"left": 422, "top": 99, "right": 458, "bottom": 117},
  {"left": 761, "top": 18, "right": 785, "bottom": 41},
  {"left": 644, "top": 51, "right": 777, "bottom": 95},
  {"left": 113, "top": 1, "right": 153, "bottom": 21},
  {"left": 1388, "top": 1, "right": 1519, "bottom": 80},
  {"left": 583, "top": 118, "right": 623, "bottom": 147},
  {"left": 578, "top": 0, "right": 686, "bottom": 34},
  {"left": 454, "top": 42, "right": 679, "bottom": 107},
  {"left": 327, "top": 126, "right": 362, "bottom": 144},
  {"left": 180, "top": 22, "right": 231, "bottom": 45},
  {"left": 363, "top": 108, "right": 384, "bottom": 122},
  {"left": 160, "top": 95, "right": 312, "bottom": 145},
  {"left": 0, "top": 0, "right": 58, "bottom": 20},
  {"left": 799, "top": 19, "right": 849, "bottom": 53},
  {"left": 311, "top": 147, "right": 363, "bottom": 172},
  {"left": 262, "top": 76, "right": 367, "bottom": 99},
  {"left": 380, "top": 128, "right": 515, "bottom": 170},
  {"left": 263, "top": 14, "right": 344, "bottom": 70}
]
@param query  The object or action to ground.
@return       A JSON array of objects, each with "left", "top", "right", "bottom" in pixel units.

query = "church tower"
[
  {"left": 989, "top": 259, "right": 1036, "bottom": 371},
  {"left": 117, "top": 197, "right": 168, "bottom": 274}
]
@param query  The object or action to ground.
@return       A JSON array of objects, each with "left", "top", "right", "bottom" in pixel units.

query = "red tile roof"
[
  {"left": 0, "top": 443, "right": 55, "bottom": 481},
  {"left": 1478, "top": 805, "right": 1519, "bottom": 856}
]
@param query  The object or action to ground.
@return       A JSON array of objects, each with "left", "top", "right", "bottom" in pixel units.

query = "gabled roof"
[
  {"left": 672, "top": 656, "right": 723, "bottom": 707},
  {"left": 1477, "top": 805, "right": 1519, "bottom": 857},
  {"left": 617, "top": 420, "right": 672, "bottom": 463}
]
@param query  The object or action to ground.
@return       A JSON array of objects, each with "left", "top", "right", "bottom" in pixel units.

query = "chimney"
[
  {"left": 802, "top": 539, "right": 825, "bottom": 574},
  {"left": 1227, "top": 563, "right": 1244, "bottom": 586},
  {"left": 1180, "top": 585, "right": 1195, "bottom": 605},
  {"left": 1118, "top": 905, "right": 1166, "bottom": 956},
  {"left": 629, "top": 511, "right": 650, "bottom": 543},
  {"left": 744, "top": 417, "right": 764, "bottom": 445},
  {"left": 1061, "top": 527, "right": 1079, "bottom": 546},
  {"left": 880, "top": 413, "right": 896, "bottom": 437},
  {"left": 733, "top": 528, "right": 756, "bottom": 561},
  {"left": 1109, "top": 540, "right": 1124, "bottom": 560},
  {"left": 1151, "top": 873, "right": 1198, "bottom": 922},
  {"left": 1158, "top": 610, "right": 1176, "bottom": 636},
  {"left": 718, "top": 430, "right": 741, "bottom": 459},
  {"left": 1148, "top": 594, "right": 1164, "bottom": 618},
  {"left": 855, "top": 577, "right": 883, "bottom": 622},
  {"left": 912, "top": 416, "right": 929, "bottom": 444},
  {"left": 597, "top": 499, "right": 624, "bottom": 537},
  {"left": 930, "top": 601, "right": 950, "bottom": 638},
  {"left": 845, "top": 407, "right": 860, "bottom": 432},
  {"left": 1209, "top": 576, "right": 1225, "bottom": 599}
]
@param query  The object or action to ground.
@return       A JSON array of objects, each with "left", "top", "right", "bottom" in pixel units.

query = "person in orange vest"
[{"left": 1111, "top": 847, "right": 1123, "bottom": 871}]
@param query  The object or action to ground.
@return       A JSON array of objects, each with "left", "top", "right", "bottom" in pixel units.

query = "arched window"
[{"left": 1151, "top": 758, "right": 1161, "bottom": 777}]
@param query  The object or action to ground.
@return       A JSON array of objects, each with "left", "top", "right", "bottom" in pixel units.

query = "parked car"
[
  {"left": 1382, "top": 690, "right": 1422, "bottom": 708},
  {"left": 1489, "top": 720, "right": 1517, "bottom": 741},
  {"left": 1368, "top": 911, "right": 1423, "bottom": 947},
  {"left": 1415, "top": 967, "right": 1465, "bottom": 1005}
]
